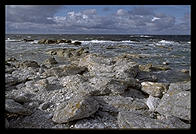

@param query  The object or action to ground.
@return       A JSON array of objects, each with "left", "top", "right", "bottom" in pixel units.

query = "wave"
[
  {"left": 158, "top": 40, "right": 174, "bottom": 44},
  {"left": 6, "top": 38, "right": 22, "bottom": 42}
]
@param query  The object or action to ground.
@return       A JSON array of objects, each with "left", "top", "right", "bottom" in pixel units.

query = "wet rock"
[
  {"left": 38, "top": 39, "right": 56, "bottom": 44},
  {"left": 181, "top": 69, "right": 189, "bottom": 73},
  {"left": 139, "top": 64, "right": 170, "bottom": 72},
  {"left": 141, "top": 82, "right": 169, "bottom": 97},
  {"left": 156, "top": 81, "right": 191, "bottom": 121},
  {"left": 23, "top": 39, "right": 34, "bottom": 42},
  {"left": 52, "top": 95, "right": 99, "bottom": 123},
  {"left": 136, "top": 71, "right": 158, "bottom": 82},
  {"left": 73, "top": 41, "right": 82, "bottom": 45},
  {"left": 19, "top": 60, "right": 40, "bottom": 68},
  {"left": 6, "top": 57, "right": 17, "bottom": 62},
  {"left": 46, "top": 48, "right": 88, "bottom": 58},
  {"left": 44, "top": 57, "right": 58, "bottom": 65},
  {"left": 146, "top": 95, "right": 160, "bottom": 111},
  {"left": 150, "top": 65, "right": 171, "bottom": 71},
  {"left": 139, "top": 64, "right": 152, "bottom": 72},
  {"left": 117, "top": 111, "right": 190, "bottom": 128},
  {"left": 56, "top": 39, "right": 71, "bottom": 43},
  {"left": 5, "top": 99, "right": 32, "bottom": 115}
]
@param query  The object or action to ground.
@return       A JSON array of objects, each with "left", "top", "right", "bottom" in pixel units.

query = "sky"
[{"left": 5, "top": 5, "right": 191, "bottom": 35}]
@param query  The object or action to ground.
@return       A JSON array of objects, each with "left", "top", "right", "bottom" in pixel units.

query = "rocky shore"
[{"left": 5, "top": 46, "right": 191, "bottom": 129}]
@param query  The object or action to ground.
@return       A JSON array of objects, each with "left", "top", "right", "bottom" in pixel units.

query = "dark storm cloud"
[
  {"left": 129, "top": 7, "right": 155, "bottom": 15},
  {"left": 6, "top": 5, "right": 63, "bottom": 33},
  {"left": 6, "top": 5, "right": 190, "bottom": 34}
]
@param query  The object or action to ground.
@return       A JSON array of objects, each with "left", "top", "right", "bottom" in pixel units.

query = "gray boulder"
[
  {"left": 156, "top": 81, "right": 191, "bottom": 121},
  {"left": 95, "top": 95, "right": 148, "bottom": 113},
  {"left": 43, "top": 64, "right": 87, "bottom": 77},
  {"left": 5, "top": 99, "right": 32, "bottom": 115},
  {"left": 117, "top": 111, "right": 190, "bottom": 128},
  {"left": 52, "top": 95, "right": 99, "bottom": 123}
]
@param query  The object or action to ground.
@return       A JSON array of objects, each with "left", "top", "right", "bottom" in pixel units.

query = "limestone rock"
[
  {"left": 19, "top": 60, "right": 40, "bottom": 68},
  {"left": 5, "top": 99, "right": 32, "bottom": 115},
  {"left": 44, "top": 57, "right": 57, "bottom": 65},
  {"left": 141, "top": 82, "right": 169, "bottom": 97},
  {"left": 43, "top": 65, "right": 87, "bottom": 77},
  {"left": 146, "top": 95, "right": 160, "bottom": 111},
  {"left": 117, "top": 111, "right": 190, "bottom": 128},
  {"left": 156, "top": 81, "right": 191, "bottom": 121},
  {"left": 52, "top": 95, "right": 99, "bottom": 123},
  {"left": 95, "top": 96, "right": 148, "bottom": 112}
]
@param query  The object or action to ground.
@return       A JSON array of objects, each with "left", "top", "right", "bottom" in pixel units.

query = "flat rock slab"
[
  {"left": 52, "top": 95, "right": 99, "bottom": 123},
  {"left": 95, "top": 96, "right": 148, "bottom": 113},
  {"left": 156, "top": 81, "right": 191, "bottom": 121},
  {"left": 117, "top": 111, "right": 190, "bottom": 128}
]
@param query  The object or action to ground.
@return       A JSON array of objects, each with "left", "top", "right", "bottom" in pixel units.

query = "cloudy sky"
[{"left": 6, "top": 5, "right": 191, "bottom": 35}]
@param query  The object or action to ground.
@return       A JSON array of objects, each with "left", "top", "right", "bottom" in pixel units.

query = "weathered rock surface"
[
  {"left": 5, "top": 54, "right": 191, "bottom": 129},
  {"left": 19, "top": 60, "right": 40, "bottom": 68},
  {"left": 146, "top": 95, "right": 160, "bottom": 111},
  {"left": 78, "top": 54, "right": 139, "bottom": 80},
  {"left": 117, "top": 111, "right": 190, "bottom": 128},
  {"left": 156, "top": 81, "right": 191, "bottom": 121},
  {"left": 43, "top": 65, "right": 87, "bottom": 77},
  {"left": 52, "top": 95, "right": 99, "bottom": 123},
  {"left": 37, "top": 39, "right": 82, "bottom": 46},
  {"left": 139, "top": 63, "right": 170, "bottom": 72},
  {"left": 141, "top": 82, "right": 169, "bottom": 97},
  {"left": 5, "top": 99, "right": 32, "bottom": 115},
  {"left": 44, "top": 57, "right": 58, "bottom": 65},
  {"left": 95, "top": 95, "right": 148, "bottom": 113}
]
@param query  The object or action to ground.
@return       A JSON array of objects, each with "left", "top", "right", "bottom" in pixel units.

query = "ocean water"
[{"left": 5, "top": 34, "right": 191, "bottom": 72}]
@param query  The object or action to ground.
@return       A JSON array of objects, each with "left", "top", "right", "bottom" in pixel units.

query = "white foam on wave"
[
  {"left": 29, "top": 40, "right": 39, "bottom": 44},
  {"left": 80, "top": 40, "right": 116, "bottom": 44},
  {"left": 6, "top": 38, "right": 22, "bottom": 42},
  {"left": 121, "top": 40, "right": 135, "bottom": 43},
  {"left": 159, "top": 40, "right": 174, "bottom": 44}
]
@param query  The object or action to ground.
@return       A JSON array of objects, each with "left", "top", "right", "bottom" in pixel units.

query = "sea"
[{"left": 5, "top": 34, "right": 191, "bottom": 82}]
